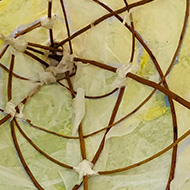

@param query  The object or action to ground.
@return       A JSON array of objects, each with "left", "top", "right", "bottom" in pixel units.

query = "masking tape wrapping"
[
  {"left": 0, "top": 33, "right": 28, "bottom": 52},
  {"left": 74, "top": 159, "right": 99, "bottom": 184}
]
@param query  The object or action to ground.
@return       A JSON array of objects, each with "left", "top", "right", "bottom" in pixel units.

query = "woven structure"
[{"left": 0, "top": 0, "right": 190, "bottom": 189}]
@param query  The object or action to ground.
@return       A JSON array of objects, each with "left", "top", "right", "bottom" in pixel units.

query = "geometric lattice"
[{"left": 0, "top": 0, "right": 190, "bottom": 189}]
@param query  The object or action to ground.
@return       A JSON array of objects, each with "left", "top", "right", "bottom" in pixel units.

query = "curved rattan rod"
[
  {"left": 11, "top": 120, "right": 44, "bottom": 190},
  {"left": 7, "top": 55, "right": 15, "bottom": 101},
  {"left": 0, "top": 84, "right": 42, "bottom": 127},
  {"left": 98, "top": 123, "right": 190, "bottom": 175},
  {"left": 127, "top": 72, "right": 190, "bottom": 109},
  {"left": 58, "top": 81, "right": 119, "bottom": 99},
  {"left": 60, "top": 0, "right": 73, "bottom": 54},
  {"left": 61, "top": 1, "right": 88, "bottom": 187},
  {"left": 57, "top": 0, "right": 157, "bottom": 48},
  {"left": 0, "top": 62, "right": 36, "bottom": 82},
  {"left": 27, "top": 42, "right": 63, "bottom": 52},
  {"left": 24, "top": 50, "right": 49, "bottom": 67},
  {"left": 59, "top": 1, "right": 88, "bottom": 188},
  {"left": 6, "top": 38, "right": 43, "bottom": 189},
  {"left": 48, "top": 0, "right": 54, "bottom": 47},
  {"left": 71, "top": 0, "right": 188, "bottom": 189},
  {"left": 0, "top": 21, "right": 41, "bottom": 60},
  {"left": 14, "top": 118, "right": 73, "bottom": 170},
  {"left": 91, "top": 0, "right": 188, "bottom": 187},
  {"left": 0, "top": 0, "right": 188, "bottom": 189}
]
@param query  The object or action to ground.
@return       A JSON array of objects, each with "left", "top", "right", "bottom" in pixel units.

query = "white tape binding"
[
  {"left": 0, "top": 33, "right": 28, "bottom": 52},
  {"left": 40, "top": 16, "right": 55, "bottom": 29},
  {"left": 113, "top": 62, "right": 133, "bottom": 88},
  {"left": 39, "top": 52, "right": 75, "bottom": 85},
  {"left": 5, "top": 102, "right": 16, "bottom": 120},
  {"left": 5, "top": 102, "right": 26, "bottom": 120},
  {"left": 39, "top": 71, "right": 56, "bottom": 85},
  {"left": 74, "top": 159, "right": 98, "bottom": 184},
  {"left": 16, "top": 103, "right": 26, "bottom": 120},
  {"left": 58, "top": 52, "right": 74, "bottom": 74}
]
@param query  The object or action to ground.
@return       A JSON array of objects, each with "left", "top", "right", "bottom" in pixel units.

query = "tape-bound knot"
[
  {"left": 5, "top": 102, "right": 16, "bottom": 120},
  {"left": 11, "top": 37, "right": 28, "bottom": 52},
  {"left": 5, "top": 102, "right": 26, "bottom": 120},
  {"left": 39, "top": 71, "right": 56, "bottom": 85},
  {"left": 16, "top": 103, "right": 26, "bottom": 120},
  {"left": 58, "top": 52, "right": 75, "bottom": 74},
  {"left": 46, "top": 66, "right": 57, "bottom": 76},
  {"left": 112, "top": 62, "right": 133, "bottom": 88},
  {"left": 122, "top": 10, "right": 133, "bottom": 25},
  {"left": 74, "top": 159, "right": 98, "bottom": 184},
  {"left": 0, "top": 33, "right": 28, "bottom": 52},
  {"left": 47, "top": 52, "right": 75, "bottom": 79},
  {"left": 0, "top": 33, "right": 11, "bottom": 44},
  {"left": 40, "top": 52, "right": 75, "bottom": 84},
  {"left": 40, "top": 16, "right": 56, "bottom": 29}
]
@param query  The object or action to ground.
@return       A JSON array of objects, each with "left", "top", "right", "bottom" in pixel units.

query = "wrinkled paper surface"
[{"left": 0, "top": 0, "right": 190, "bottom": 190}]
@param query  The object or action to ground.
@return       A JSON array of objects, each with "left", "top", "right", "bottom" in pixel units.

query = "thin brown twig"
[
  {"left": 65, "top": 72, "right": 75, "bottom": 98},
  {"left": 14, "top": 21, "right": 41, "bottom": 38},
  {"left": 78, "top": 123, "right": 87, "bottom": 159},
  {"left": 126, "top": 72, "right": 190, "bottom": 109},
  {"left": 65, "top": 70, "right": 88, "bottom": 189},
  {"left": 0, "top": 84, "right": 42, "bottom": 127},
  {"left": 26, "top": 46, "right": 44, "bottom": 55},
  {"left": 0, "top": 62, "right": 36, "bottom": 81},
  {"left": 98, "top": 121, "right": 190, "bottom": 175},
  {"left": 48, "top": 0, "right": 54, "bottom": 47},
  {"left": 24, "top": 50, "right": 49, "bottom": 67},
  {"left": 84, "top": 88, "right": 157, "bottom": 138},
  {"left": 26, "top": 46, "right": 64, "bottom": 63},
  {"left": 83, "top": 88, "right": 118, "bottom": 99},
  {"left": 60, "top": 0, "right": 73, "bottom": 54},
  {"left": 0, "top": 114, "right": 11, "bottom": 126},
  {"left": 28, "top": 42, "right": 63, "bottom": 52},
  {"left": 0, "top": 22, "right": 41, "bottom": 60},
  {"left": 165, "top": 0, "right": 189, "bottom": 187},
  {"left": 123, "top": 0, "right": 135, "bottom": 63},
  {"left": 92, "top": 87, "right": 125, "bottom": 164},
  {"left": 74, "top": 57, "right": 117, "bottom": 73},
  {"left": 55, "top": 0, "right": 88, "bottom": 176},
  {"left": 73, "top": 87, "right": 125, "bottom": 190},
  {"left": 91, "top": 1, "right": 189, "bottom": 187},
  {"left": 59, "top": 80, "right": 118, "bottom": 100},
  {"left": 14, "top": 119, "right": 73, "bottom": 169},
  {"left": 26, "top": 119, "right": 78, "bottom": 139},
  {"left": 0, "top": 45, "right": 9, "bottom": 59},
  {"left": 56, "top": 0, "right": 156, "bottom": 47},
  {"left": 11, "top": 120, "right": 44, "bottom": 190},
  {"left": 0, "top": 0, "right": 189, "bottom": 189},
  {"left": 7, "top": 55, "right": 15, "bottom": 101}
]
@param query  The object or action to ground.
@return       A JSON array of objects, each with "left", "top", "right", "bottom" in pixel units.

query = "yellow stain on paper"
[
  {"left": 55, "top": 185, "right": 66, "bottom": 190},
  {"left": 0, "top": 39, "right": 3, "bottom": 50},
  {"left": 0, "top": 0, "right": 12, "bottom": 11},
  {"left": 136, "top": 50, "right": 167, "bottom": 121},
  {"left": 139, "top": 51, "right": 149, "bottom": 74},
  {"left": 143, "top": 106, "right": 167, "bottom": 121},
  {"left": 138, "top": 49, "right": 155, "bottom": 77}
]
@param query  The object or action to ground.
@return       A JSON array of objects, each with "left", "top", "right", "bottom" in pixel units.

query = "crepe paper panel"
[{"left": 0, "top": 0, "right": 190, "bottom": 190}]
